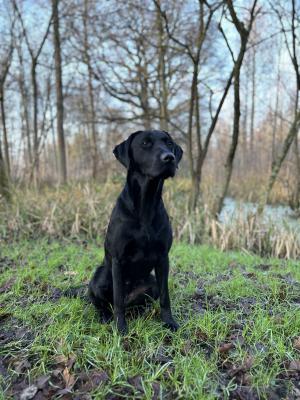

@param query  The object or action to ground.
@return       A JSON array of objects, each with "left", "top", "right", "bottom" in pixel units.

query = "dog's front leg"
[
  {"left": 155, "top": 257, "right": 179, "bottom": 331},
  {"left": 112, "top": 258, "right": 127, "bottom": 335}
]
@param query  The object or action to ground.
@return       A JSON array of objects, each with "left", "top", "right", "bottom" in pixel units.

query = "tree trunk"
[
  {"left": 271, "top": 39, "right": 281, "bottom": 164},
  {"left": 0, "top": 87, "right": 10, "bottom": 176},
  {"left": 242, "top": 61, "right": 249, "bottom": 171},
  {"left": 0, "top": 140, "right": 10, "bottom": 201},
  {"left": 31, "top": 62, "right": 39, "bottom": 183},
  {"left": 187, "top": 66, "right": 198, "bottom": 210},
  {"left": 213, "top": 0, "right": 258, "bottom": 217},
  {"left": 18, "top": 61, "right": 32, "bottom": 167},
  {"left": 263, "top": 111, "right": 300, "bottom": 207},
  {"left": 52, "top": 0, "right": 67, "bottom": 184},
  {"left": 249, "top": 45, "right": 256, "bottom": 153},
  {"left": 261, "top": 0, "right": 300, "bottom": 212},
  {"left": 157, "top": 0, "right": 168, "bottom": 131},
  {"left": 83, "top": 0, "right": 98, "bottom": 180},
  {"left": 215, "top": 65, "right": 242, "bottom": 216},
  {"left": 292, "top": 133, "right": 300, "bottom": 209}
]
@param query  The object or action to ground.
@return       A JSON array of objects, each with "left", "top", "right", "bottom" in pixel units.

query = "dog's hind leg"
[{"left": 88, "top": 263, "right": 113, "bottom": 323}]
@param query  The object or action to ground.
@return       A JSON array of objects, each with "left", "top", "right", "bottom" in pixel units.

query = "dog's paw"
[
  {"left": 163, "top": 319, "right": 179, "bottom": 332},
  {"left": 115, "top": 316, "right": 128, "bottom": 335},
  {"left": 99, "top": 311, "right": 113, "bottom": 324}
]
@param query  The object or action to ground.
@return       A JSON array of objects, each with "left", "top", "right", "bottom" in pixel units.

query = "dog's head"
[{"left": 113, "top": 130, "right": 183, "bottom": 179}]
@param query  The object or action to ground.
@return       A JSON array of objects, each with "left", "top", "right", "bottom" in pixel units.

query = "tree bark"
[
  {"left": 52, "top": 0, "right": 67, "bottom": 184},
  {"left": 0, "top": 140, "right": 10, "bottom": 201},
  {"left": 157, "top": 0, "right": 168, "bottom": 131},
  {"left": 17, "top": 44, "right": 32, "bottom": 167},
  {"left": 249, "top": 45, "right": 256, "bottom": 153},
  {"left": 292, "top": 133, "right": 300, "bottom": 209},
  {"left": 31, "top": 61, "right": 39, "bottom": 183},
  {"left": 0, "top": 87, "right": 10, "bottom": 176},
  {"left": 215, "top": 66, "right": 242, "bottom": 216},
  {"left": 83, "top": 0, "right": 98, "bottom": 179}
]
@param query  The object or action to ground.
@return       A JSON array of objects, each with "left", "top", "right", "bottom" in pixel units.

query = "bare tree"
[
  {"left": 16, "top": 41, "right": 32, "bottom": 168},
  {"left": 0, "top": 140, "right": 10, "bottom": 200},
  {"left": 214, "top": 0, "right": 259, "bottom": 216},
  {"left": 83, "top": 0, "right": 99, "bottom": 179},
  {"left": 13, "top": 0, "right": 53, "bottom": 184},
  {"left": 52, "top": 0, "right": 67, "bottom": 184},
  {"left": 0, "top": 11, "right": 15, "bottom": 177},
  {"left": 156, "top": 0, "right": 169, "bottom": 131},
  {"left": 262, "top": 0, "right": 300, "bottom": 209},
  {"left": 155, "top": 0, "right": 234, "bottom": 210}
]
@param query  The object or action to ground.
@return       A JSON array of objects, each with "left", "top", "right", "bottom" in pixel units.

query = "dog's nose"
[{"left": 161, "top": 152, "right": 175, "bottom": 163}]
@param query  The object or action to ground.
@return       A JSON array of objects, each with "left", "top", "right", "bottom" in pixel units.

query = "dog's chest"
[{"left": 124, "top": 223, "right": 167, "bottom": 265}]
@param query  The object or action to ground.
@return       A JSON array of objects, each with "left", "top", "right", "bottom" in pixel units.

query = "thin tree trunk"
[
  {"left": 263, "top": 111, "right": 300, "bottom": 206},
  {"left": 249, "top": 45, "right": 256, "bottom": 153},
  {"left": 187, "top": 67, "right": 197, "bottom": 210},
  {"left": 83, "top": 0, "right": 98, "bottom": 179},
  {"left": 0, "top": 87, "right": 10, "bottom": 176},
  {"left": 242, "top": 61, "right": 249, "bottom": 171},
  {"left": 31, "top": 62, "right": 39, "bottom": 183},
  {"left": 271, "top": 38, "right": 281, "bottom": 163},
  {"left": 293, "top": 133, "right": 300, "bottom": 209},
  {"left": 50, "top": 100, "right": 58, "bottom": 178},
  {"left": 215, "top": 66, "right": 242, "bottom": 216},
  {"left": 157, "top": 0, "right": 168, "bottom": 131},
  {"left": 18, "top": 56, "right": 32, "bottom": 167},
  {"left": 0, "top": 140, "right": 10, "bottom": 201},
  {"left": 52, "top": 0, "right": 67, "bottom": 184}
]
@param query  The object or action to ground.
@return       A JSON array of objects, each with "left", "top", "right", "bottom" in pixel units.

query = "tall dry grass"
[{"left": 0, "top": 179, "right": 299, "bottom": 259}]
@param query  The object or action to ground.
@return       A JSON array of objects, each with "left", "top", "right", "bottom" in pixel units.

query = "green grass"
[{"left": 1, "top": 240, "right": 300, "bottom": 399}]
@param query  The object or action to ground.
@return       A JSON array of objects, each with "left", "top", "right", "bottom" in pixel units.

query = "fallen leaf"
[
  {"left": 75, "top": 369, "right": 109, "bottom": 392},
  {"left": 36, "top": 375, "right": 50, "bottom": 389},
  {"left": 289, "top": 360, "right": 300, "bottom": 371},
  {"left": 293, "top": 337, "right": 300, "bottom": 350},
  {"left": 182, "top": 340, "right": 193, "bottom": 355},
  {"left": 14, "top": 359, "right": 31, "bottom": 374},
  {"left": 54, "top": 354, "right": 68, "bottom": 365},
  {"left": 20, "top": 385, "right": 38, "bottom": 400},
  {"left": 242, "top": 355, "right": 254, "bottom": 370},
  {"left": 67, "top": 354, "right": 76, "bottom": 370},
  {"left": 63, "top": 367, "right": 76, "bottom": 389},
  {"left": 218, "top": 342, "right": 234, "bottom": 353}
]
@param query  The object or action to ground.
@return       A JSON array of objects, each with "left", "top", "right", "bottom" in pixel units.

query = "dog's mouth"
[{"left": 156, "top": 162, "right": 176, "bottom": 179}]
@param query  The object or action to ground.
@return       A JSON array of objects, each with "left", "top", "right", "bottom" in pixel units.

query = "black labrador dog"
[{"left": 88, "top": 130, "right": 183, "bottom": 334}]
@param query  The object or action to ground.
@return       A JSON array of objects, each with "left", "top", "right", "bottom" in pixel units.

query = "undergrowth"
[
  {"left": 0, "top": 181, "right": 299, "bottom": 259},
  {"left": 1, "top": 241, "right": 300, "bottom": 399}
]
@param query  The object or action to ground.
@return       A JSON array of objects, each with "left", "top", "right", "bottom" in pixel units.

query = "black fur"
[{"left": 88, "top": 130, "right": 183, "bottom": 334}]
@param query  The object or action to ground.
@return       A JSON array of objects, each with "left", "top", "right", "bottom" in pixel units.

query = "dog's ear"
[
  {"left": 113, "top": 131, "right": 141, "bottom": 169},
  {"left": 162, "top": 130, "right": 183, "bottom": 165}
]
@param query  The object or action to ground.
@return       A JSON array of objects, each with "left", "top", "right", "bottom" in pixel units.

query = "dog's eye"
[
  {"left": 141, "top": 139, "right": 152, "bottom": 147},
  {"left": 167, "top": 141, "right": 173, "bottom": 148}
]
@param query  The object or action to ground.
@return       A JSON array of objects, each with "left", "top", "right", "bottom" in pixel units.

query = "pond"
[{"left": 220, "top": 197, "right": 300, "bottom": 232}]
